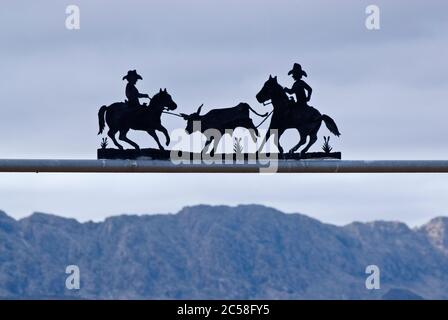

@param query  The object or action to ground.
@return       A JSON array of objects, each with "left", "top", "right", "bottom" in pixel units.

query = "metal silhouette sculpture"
[
  {"left": 180, "top": 103, "right": 268, "bottom": 155},
  {"left": 98, "top": 70, "right": 177, "bottom": 151},
  {"left": 97, "top": 65, "right": 341, "bottom": 160},
  {"left": 256, "top": 74, "right": 340, "bottom": 154}
]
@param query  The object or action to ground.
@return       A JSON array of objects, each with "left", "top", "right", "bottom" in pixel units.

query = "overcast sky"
[{"left": 0, "top": 0, "right": 447, "bottom": 226}]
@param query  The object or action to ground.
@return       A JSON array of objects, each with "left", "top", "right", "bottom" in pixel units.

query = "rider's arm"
[
  {"left": 127, "top": 85, "right": 148, "bottom": 99},
  {"left": 284, "top": 87, "right": 293, "bottom": 94},
  {"left": 302, "top": 81, "right": 312, "bottom": 101},
  {"left": 138, "top": 92, "right": 150, "bottom": 98}
]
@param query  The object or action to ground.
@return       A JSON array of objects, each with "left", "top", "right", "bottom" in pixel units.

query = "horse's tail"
[
  {"left": 98, "top": 105, "right": 108, "bottom": 135},
  {"left": 321, "top": 114, "right": 341, "bottom": 137},
  {"left": 246, "top": 103, "right": 268, "bottom": 117}
]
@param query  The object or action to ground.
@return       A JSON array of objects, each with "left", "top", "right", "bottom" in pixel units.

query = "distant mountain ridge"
[{"left": 1, "top": 205, "right": 448, "bottom": 299}]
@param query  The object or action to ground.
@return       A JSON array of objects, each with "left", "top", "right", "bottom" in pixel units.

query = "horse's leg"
[
  {"left": 301, "top": 132, "right": 318, "bottom": 154},
  {"left": 157, "top": 125, "right": 170, "bottom": 146},
  {"left": 147, "top": 130, "right": 165, "bottom": 151},
  {"left": 108, "top": 129, "right": 123, "bottom": 150},
  {"left": 273, "top": 128, "right": 285, "bottom": 154},
  {"left": 119, "top": 129, "right": 140, "bottom": 150},
  {"left": 300, "top": 120, "right": 322, "bottom": 154},
  {"left": 289, "top": 130, "right": 307, "bottom": 153}
]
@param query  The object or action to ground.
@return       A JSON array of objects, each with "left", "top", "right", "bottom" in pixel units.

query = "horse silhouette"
[
  {"left": 98, "top": 89, "right": 177, "bottom": 150},
  {"left": 256, "top": 75, "right": 340, "bottom": 154}
]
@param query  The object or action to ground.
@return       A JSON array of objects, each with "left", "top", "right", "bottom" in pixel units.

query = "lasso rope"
[{"left": 255, "top": 110, "right": 273, "bottom": 128}]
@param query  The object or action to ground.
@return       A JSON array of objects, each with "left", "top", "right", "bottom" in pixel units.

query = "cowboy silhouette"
[
  {"left": 284, "top": 63, "right": 312, "bottom": 107},
  {"left": 122, "top": 70, "right": 150, "bottom": 107}
]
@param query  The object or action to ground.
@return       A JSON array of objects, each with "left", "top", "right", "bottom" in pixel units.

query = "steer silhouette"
[{"left": 181, "top": 103, "right": 268, "bottom": 154}]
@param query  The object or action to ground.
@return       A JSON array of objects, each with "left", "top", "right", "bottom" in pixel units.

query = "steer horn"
[{"left": 196, "top": 103, "right": 204, "bottom": 114}]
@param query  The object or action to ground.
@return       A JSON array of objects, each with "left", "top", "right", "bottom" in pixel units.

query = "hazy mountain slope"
[{"left": 1, "top": 205, "right": 447, "bottom": 299}]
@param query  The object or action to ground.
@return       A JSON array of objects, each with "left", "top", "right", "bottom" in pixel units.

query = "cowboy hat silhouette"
[
  {"left": 288, "top": 63, "right": 307, "bottom": 77},
  {"left": 122, "top": 70, "right": 143, "bottom": 81}
]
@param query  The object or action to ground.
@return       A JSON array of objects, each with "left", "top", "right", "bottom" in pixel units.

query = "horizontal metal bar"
[{"left": 0, "top": 159, "right": 448, "bottom": 173}]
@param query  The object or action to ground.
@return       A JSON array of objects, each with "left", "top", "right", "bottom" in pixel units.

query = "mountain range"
[{"left": 1, "top": 204, "right": 448, "bottom": 299}]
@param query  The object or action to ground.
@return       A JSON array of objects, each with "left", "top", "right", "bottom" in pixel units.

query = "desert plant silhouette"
[{"left": 321, "top": 136, "right": 333, "bottom": 154}]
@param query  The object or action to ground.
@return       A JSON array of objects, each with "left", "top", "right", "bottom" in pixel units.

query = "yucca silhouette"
[
  {"left": 321, "top": 136, "right": 332, "bottom": 153},
  {"left": 100, "top": 137, "right": 108, "bottom": 149},
  {"left": 233, "top": 137, "right": 244, "bottom": 155}
]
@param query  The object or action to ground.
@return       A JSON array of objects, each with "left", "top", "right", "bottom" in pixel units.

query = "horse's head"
[
  {"left": 150, "top": 88, "right": 178, "bottom": 111},
  {"left": 256, "top": 75, "right": 284, "bottom": 105},
  {"left": 180, "top": 104, "right": 203, "bottom": 135}
]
